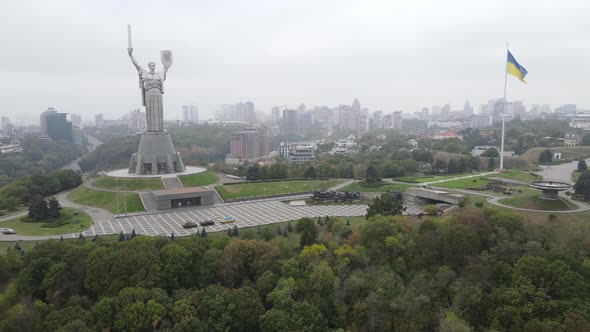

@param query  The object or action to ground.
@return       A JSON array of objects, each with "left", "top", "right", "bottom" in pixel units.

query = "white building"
[{"left": 471, "top": 145, "right": 515, "bottom": 157}]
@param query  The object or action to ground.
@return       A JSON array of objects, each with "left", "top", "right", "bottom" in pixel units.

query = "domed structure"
[{"left": 530, "top": 181, "right": 571, "bottom": 200}]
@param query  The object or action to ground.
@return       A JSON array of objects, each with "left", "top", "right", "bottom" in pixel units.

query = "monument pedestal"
[{"left": 128, "top": 131, "right": 185, "bottom": 175}]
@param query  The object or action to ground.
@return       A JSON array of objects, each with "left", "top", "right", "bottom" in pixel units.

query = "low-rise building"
[
  {"left": 471, "top": 145, "right": 515, "bottom": 157},
  {"left": 433, "top": 130, "right": 462, "bottom": 140},
  {"left": 562, "top": 130, "right": 580, "bottom": 147},
  {"left": 288, "top": 147, "right": 315, "bottom": 164}
]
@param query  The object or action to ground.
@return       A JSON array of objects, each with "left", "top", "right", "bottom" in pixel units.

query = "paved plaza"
[{"left": 81, "top": 201, "right": 368, "bottom": 238}]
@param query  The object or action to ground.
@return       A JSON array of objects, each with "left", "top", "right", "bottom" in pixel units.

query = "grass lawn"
[
  {"left": 214, "top": 179, "right": 343, "bottom": 200},
  {"left": 339, "top": 181, "right": 415, "bottom": 193},
  {"left": 179, "top": 171, "right": 219, "bottom": 187},
  {"left": 0, "top": 205, "right": 28, "bottom": 218},
  {"left": 435, "top": 177, "right": 492, "bottom": 189},
  {"left": 498, "top": 195, "right": 575, "bottom": 211},
  {"left": 491, "top": 169, "right": 540, "bottom": 183},
  {"left": 93, "top": 176, "right": 163, "bottom": 191},
  {"left": 395, "top": 173, "right": 472, "bottom": 183},
  {"left": 0, "top": 207, "right": 91, "bottom": 236},
  {"left": 68, "top": 186, "right": 145, "bottom": 213},
  {"left": 433, "top": 169, "right": 540, "bottom": 190}
]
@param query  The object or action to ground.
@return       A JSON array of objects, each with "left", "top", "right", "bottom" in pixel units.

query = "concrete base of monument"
[
  {"left": 127, "top": 131, "right": 186, "bottom": 175},
  {"left": 106, "top": 166, "right": 207, "bottom": 178}
]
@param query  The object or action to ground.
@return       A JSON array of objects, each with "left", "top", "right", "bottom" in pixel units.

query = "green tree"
[
  {"left": 488, "top": 157, "right": 495, "bottom": 170},
  {"left": 47, "top": 196, "right": 60, "bottom": 219},
  {"left": 365, "top": 164, "right": 381, "bottom": 182},
  {"left": 303, "top": 165, "right": 316, "bottom": 178},
  {"left": 578, "top": 159, "right": 587, "bottom": 172},
  {"left": 538, "top": 149, "right": 553, "bottom": 163},
  {"left": 481, "top": 148, "right": 500, "bottom": 157},
  {"left": 27, "top": 195, "right": 48, "bottom": 221},
  {"left": 296, "top": 218, "right": 319, "bottom": 248},
  {"left": 160, "top": 243, "right": 191, "bottom": 289},
  {"left": 574, "top": 171, "right": 590, "bottom": 201},
  {"left": 366, "top": 193, "right": 406, "bottom": 218}
]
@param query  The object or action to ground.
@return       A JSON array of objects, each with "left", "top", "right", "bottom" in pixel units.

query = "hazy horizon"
[{"left": 2, "top": 0, "right": 589, "bottom": 125}]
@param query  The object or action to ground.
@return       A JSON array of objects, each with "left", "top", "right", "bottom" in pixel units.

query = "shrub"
[
  {"left": 423, "top": 204, "right": 438, "bottom": 215},
  {"left": 475, "top": 201, "right": 484, "bottom": 208}
]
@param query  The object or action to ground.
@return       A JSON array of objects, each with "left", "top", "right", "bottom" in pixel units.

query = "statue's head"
[{"left": 148, "top": 62, "right": 156, "bottom": 72}]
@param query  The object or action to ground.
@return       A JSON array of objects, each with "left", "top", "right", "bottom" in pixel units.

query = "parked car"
[
  {"left": 2, "top": 228, "right": 16, "bottom": 235},
  {"left": 182, "top": 221, "right": 199, "bottom": 229},
  {"left": 221, "top": 216, "right": 236, "bottom": 224},
  {"left": 199, "top": 220, "right": 215, "bottom": 226}
]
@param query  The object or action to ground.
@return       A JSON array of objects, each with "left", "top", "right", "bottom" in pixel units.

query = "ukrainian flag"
[{"left": 507, "top": 50, "right": 527, "bottom": 83}]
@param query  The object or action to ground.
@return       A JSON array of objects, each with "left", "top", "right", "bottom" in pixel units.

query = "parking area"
[{"left": 82, "top": 201, "right": 368, "bottom": 237}]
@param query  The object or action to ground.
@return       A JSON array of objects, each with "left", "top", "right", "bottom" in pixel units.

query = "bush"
[
  {"left": 423, "top": 204, "right": 438, "bottom": 215},
  {"left": 458, "top": 198, "right": 466, "bottom": 208},
  {"left": 475, "top": 201, "right": 484, "bottom": 208}
]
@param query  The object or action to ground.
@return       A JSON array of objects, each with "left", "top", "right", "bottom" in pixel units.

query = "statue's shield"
[{"left": 161, "top": 50, "right": 173, "bottom": 68}]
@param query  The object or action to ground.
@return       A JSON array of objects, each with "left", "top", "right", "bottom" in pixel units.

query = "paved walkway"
[
  {"left": 162, "top": 176, "right": 183, "bottom": 189},
  {"left": 0, "top": 200, "right": 367, "bottom": 241},
  {"left": 56, "top": 190, "right": 113, "bottom": 222},
  {"left": 0, "top": 211, "right": 27, "bottom": 222}
]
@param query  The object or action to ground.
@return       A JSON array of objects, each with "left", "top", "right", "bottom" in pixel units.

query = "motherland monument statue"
[{"left": 126, "top": 25, "right": 185, "bottom": 175}]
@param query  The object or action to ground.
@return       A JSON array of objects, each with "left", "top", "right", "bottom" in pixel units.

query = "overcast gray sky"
[{"left": 1, "top": 0, "right": 589, "bottom": 124}]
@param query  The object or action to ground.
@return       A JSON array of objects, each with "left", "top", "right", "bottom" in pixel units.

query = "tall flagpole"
[{"left": 500, "top": 42, "right": 508, "bottom": 171}]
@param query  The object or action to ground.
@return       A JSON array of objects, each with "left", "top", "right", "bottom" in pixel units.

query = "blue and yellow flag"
[{"left": 507, "top": 51, "right": 527, "bottom": 83}]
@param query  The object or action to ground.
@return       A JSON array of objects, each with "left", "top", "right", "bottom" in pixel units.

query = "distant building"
[
  {"left": 271, "top": 106, "right": 281, "bottom": 124},
  {"left": 479, "top": 130, "right": 495, "bottom": 143},
  {"left": 72, "top": 126, "right": 82, "bottom": 145},
  {"left": 393, "top": 111, "right": 403, "bottom": 130},
  {"left": 95, "top": 113, "right": 104, "bottom": 128},
  {"left": 40, "top": 107, "right": 73, "bottom": 142},
  {"left": 281, "top": 109, "right": 299, "bottom": 136},
  {"left": 182, "top": 105, "right": 199, "bottom": 122},
  {"left": 562, "top": 130, "right": 580, "bottom": 147},
  {"left": 288, "top": 147, "right": 315, "bottom": 164},
  {"left": 226, "top": 126, "right": 270, "bottom": 164},
  {"left": 216, "top": 102, "right": 256, "bottom": 124},
  {"left": 279, "top": 141, "right": 319, "bottom": 159},
  {"left": 471, "top": 145, "right": 515, "bottom": 157},
  {"left": 556, "top": 104, "right": 576, "bottom": 115},
  {"left": 70, "top": 113, "right": 82, "bottom": 126},
  {"left": 570, "top": 112, "right": 590, "bottom": 129},
  {"left": 1, "top": 116, "right": 11, "bottom": 130},
  {"left": 433, "top": 130, "right": 461, "bottom": 140}
]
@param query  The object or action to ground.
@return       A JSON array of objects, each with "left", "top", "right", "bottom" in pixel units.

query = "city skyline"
[{"left": 2, "top": 0, "right": 590, "bottom": 124}]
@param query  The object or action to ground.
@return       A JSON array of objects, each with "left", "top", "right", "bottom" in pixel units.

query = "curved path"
[{"left": 486, "top": 195, "right": 590, "bottom": 214}]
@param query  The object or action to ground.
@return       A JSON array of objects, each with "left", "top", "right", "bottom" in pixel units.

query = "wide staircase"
[{"left": 162, "top": 176, "right": 183, "bottom": 189}]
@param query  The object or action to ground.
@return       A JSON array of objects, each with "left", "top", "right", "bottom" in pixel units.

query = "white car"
[{"left": 2, "top": 228, "right": 16, "bottom": 235}]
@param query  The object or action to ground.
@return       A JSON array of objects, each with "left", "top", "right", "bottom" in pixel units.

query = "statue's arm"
[
  {"left": 162, "top": 66, "right": 169, "bottom": 81},
  {"left": 128, "top": 49, "right": 142, "bottom": 72}
]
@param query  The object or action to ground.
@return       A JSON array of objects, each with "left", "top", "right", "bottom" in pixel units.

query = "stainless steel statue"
[
  {"left": 128, "top": 46, "right": 172, "bottom": 131},
  {"left": 126, "top": 25, "right": 185, "bottom": 174}
]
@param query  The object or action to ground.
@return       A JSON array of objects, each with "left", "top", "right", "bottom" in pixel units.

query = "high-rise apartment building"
[
  {"left": 95, "top": 114, "right": 104, "bottom": 128},
  {"left": 182, "top": 104, "right": 199, "bottom": 122},
  {"left": 393, "top": 111, "right": 403, "bottom": 130},
  {"left": 70, "top": 113, "right": 82, "bottom": 126},
  {"left": 40, "top": 107, "right": 73, "bottom": 142},
  {"left": 226, "top": 126, "right": 270, "bottom": 164}
]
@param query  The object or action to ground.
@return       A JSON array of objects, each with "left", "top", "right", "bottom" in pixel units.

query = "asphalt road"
[{"left": 534, "top": 159, "right": 586, "bottom": 184}]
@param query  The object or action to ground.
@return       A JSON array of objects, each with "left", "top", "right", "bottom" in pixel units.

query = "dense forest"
[
  {"left": 1, "top": 203, "right": 589, "bottom": 331},
  {"left": 0, "top": 137, "right": 82, "bottom": 187}
]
